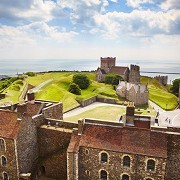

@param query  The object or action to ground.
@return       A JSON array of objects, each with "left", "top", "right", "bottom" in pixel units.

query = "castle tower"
[
  {"left": 100, "top": 57, "right": 116, "bottom": 73},
  {"left": 129, "top": 64, "right": 140, "bottom": 84},
  {"left": 125, "top": 102, "right": 135, "bottom": 125}
]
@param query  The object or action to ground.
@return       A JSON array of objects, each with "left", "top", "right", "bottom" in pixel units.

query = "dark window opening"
[
  {"left": 101, "top": 153, "right": 108, "bottom": 163},
  {"left": 122, "top": 174, "right": 129, "bottom": 180},
  {"left": 101, "top": 170, "right": 107, "bottom": 180},
  {"left": 147, "top": 160, "right": 155, "bottom": 171},
  {"left": 123, "top": 156, "right": 130, "bottom": 167},
  {"left": 0, "top": 139, "right": 5, "bottom": 150},
  {"left": 2, "top": 156, "right": 7, "bottom": 166},
  {"left": 3, "top": 172, "right": 8, "bottom": 180}
]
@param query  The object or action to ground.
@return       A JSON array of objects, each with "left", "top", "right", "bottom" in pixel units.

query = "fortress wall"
[{"left": 38, "top": 127, "right": 73, "bottom": 179}]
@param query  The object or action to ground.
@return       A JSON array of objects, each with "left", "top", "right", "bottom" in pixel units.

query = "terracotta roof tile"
[
  {"left": 110, "top": 66, "right": 129, "bottom": 75},
  {"left": 26, "top": 102, "right": 42, "bottom": 116},
  {"left": 70, "top": 123, "right": 167, "bottom": 158},
  {"left": 0, "top": 110, "right": 22, "bottom": 139}
]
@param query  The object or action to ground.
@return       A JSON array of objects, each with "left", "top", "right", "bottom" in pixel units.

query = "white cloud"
[
  {"left": 160, "top": 0, "right": 180, "bottom": 11},
  {"left": 94, "top": 9, "right": 180, "bottom": 39},
  {"left": 126, "top": 0, "right": 153, "bottom": 8},
  {"left": 0, "top": 22, "right": 78, "bottom": 49},
  {"left": 0, "top": 0, "right": 57, "bottom": 22}
]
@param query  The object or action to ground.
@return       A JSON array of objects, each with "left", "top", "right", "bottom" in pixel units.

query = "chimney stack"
[
  {"left": 125, "top": 102, "right": 135, "bottom": 125},
  {"left": 27, "top": 90, "right": 35, "bottom": 103},
  {"left": 17, "top": 103, "right": 27, "bottom": 118}
]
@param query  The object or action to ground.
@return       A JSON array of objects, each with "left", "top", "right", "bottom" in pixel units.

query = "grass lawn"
[
  {"left": 64, "top": 105, "right": 156, "bottom": 123},
  {"left": 64, "top": 106, "right": 126, "bottom": 123},
  {"left": 141, "top": 76, "right": 178, "bottom": 110}
]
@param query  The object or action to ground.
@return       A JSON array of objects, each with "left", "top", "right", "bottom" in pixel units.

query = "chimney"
[
  {"left": 17, "top": 103, "right": 27, "bottom": 118},
  {"left": 78, "top": 119, "right": 84, "bottom": 135},
  {"left": 27, "top": 90, "right": 35, "bottom": 103},
  {"left": 125, "top": 102, "right": 135, "bottom": 126}
]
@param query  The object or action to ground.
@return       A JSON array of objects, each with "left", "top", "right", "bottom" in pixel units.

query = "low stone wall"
[
  {"left": 96, "top": 96, "right": 116, "bottom": 104},
  {"left": 45, "top": 118, "right": 78, "bottom": 129},
  {"left": 76, "top": 96, "right": 97, "bottom": 107}
]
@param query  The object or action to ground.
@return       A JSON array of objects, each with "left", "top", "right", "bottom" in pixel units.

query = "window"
[
  {"left": 3, "top": 172, "right": 8, "bottom": 180},
  {"left": 146, "top": 178, "right": 153, "bottom": 180},
  {"left": 123, "top": 156, "right": 130, "bottom": 167},
  {"left": 147, "top": 159, "right": 155, "bottom": 171},
  {"left": 85, "top": 149, "right": 89, "bottom": 155},
  {"left": 101, "top": 152, "right": 108, "bottom": 163},
  {"left": 0, "top": 139, "right": 5, "bottom": 150},
  {"left": 100, "top": 170, "right": 107, "bottom": 180},
  {"left": 122, "top": 174, "right": 129, "bottom": 180},
  {"left": 1, "top": 156, "right": 7, "bottom": 166}
]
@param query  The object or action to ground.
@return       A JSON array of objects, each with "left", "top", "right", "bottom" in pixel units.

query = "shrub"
[
  {"left": 105, "top": 74, "right": 122, "bottom": 85},
  {"left": 68, "top": 83, "right": 81, "bottom": 95},
  {"left": 15, "top": 80, "right": 23, "bottom": 85},
  {"left": 72, "top": 74, "right": 90, "bottom": 89},
  {"left": 25, "top": 72, "right": 36, "bottom": 77},
  {"left": 10, "top": 84, "right": 20, "bottom": 91},
  {"left": 171, "top": 78, "right": 180, "bottom": 96}
]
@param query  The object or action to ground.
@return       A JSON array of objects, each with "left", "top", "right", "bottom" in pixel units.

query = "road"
[
  {"left": 31, "top": 79, "right": 53, "bottom": 93},
  {"left": 149, "top": 100, "right": 180, "bottom": 127}
]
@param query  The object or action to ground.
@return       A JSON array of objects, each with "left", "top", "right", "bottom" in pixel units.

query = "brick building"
[{"left": 1, "top": 99, "right": 180, "bottom": 180}]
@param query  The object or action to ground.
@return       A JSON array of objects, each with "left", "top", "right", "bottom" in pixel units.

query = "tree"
[
  {"left": 171, "top": 78, "right": 180, "bottom": 96},
  {"left": 68, "top": 83, "right": 81, "bottom": 95},
  {"left": 72, "top": 74, "right": 90, "bottom": 89},
  {"left": 104, "top": 74, "right": 122, "bottom": 85}
]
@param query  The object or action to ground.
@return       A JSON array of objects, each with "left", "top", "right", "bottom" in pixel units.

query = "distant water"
[{"left": 0, "top": 59, "right": 179, "bottom": 83}]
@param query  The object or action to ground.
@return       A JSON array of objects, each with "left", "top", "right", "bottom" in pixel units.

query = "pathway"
[
  {"left": 31, "top": 79, "right": 53, "bottom": 93},
  {"left": 149, "top": 100, "right": 180, "bottom": 127}
]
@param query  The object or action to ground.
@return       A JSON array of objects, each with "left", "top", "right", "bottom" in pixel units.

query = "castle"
[
  {"left": 96, "top": 57, "right": 148, "bottom": 105},
  {"left": 96, "top": 57, "right": 140, "bottom": 84},
  {"left": 0, "top": 94, "right": 180, "bottom": 180}
]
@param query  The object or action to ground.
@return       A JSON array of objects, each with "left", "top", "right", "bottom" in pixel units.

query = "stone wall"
[
  {"left": 38, "top": 126, "right": 73, "bottom": 179},
  {"left": 165, "top": 133, "right": 180, "bottom": 179},
  {"left": 42, "top": 102, "right": 63, "bottom": 120},
  {"left": 78, "top": 147, "right": 166, "bottom": 180},
  {"left": 77, "top": 96, "right": 97, "bottom": 107},
  {"left": 0, "top": 138, "right": 18, "bottom": 180},
  {"left": 96, "top": 97, "right": 116, "bottom": 104}
]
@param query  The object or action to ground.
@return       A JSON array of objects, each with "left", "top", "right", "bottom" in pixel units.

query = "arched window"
[
  {"left": 3, "top": 172, "right": 8, "bottom": 180},
  {"left": 146, "top": 178, "right": 153, "bottom": 180},
  {"left": 101, "top": 152, "right": 108, "bottom": 163},
  {"left": 100, "top": 170, "right": 107, "bottom": 180},
  {"left": 122, "top": 174, "right": 129, "bottom": 180},
  {"left": 1, "top": 156, "right": 7, "bottom": 166},
  {"left": 123, "top": 156, "right": 130, "bottom": 167},
  {"left": 0, "top": 139, "right": 5, "bottom": 150},
  {"left": 147, "top": 159, "right": 155, "bottom": 171}
]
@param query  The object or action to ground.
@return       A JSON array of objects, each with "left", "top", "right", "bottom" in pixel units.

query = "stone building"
[
  {"left": 1, "top": 98, "right": 180, "bottom": 180},
  {"left": 96, "top": 57, "right": 135, "bottom": 83},
  {"left": 154, "top": 75, "right": 168, "bottom": 85},
  {"left": 116, "top": 81, "right": 149, "bottom": 105},
  {"left": 129, "top": 64, "right": 140, "bottom": 84}
]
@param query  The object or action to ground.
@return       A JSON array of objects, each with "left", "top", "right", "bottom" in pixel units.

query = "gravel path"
[{"left": 31, "top": 79, "right": 53, "bottom": 92}]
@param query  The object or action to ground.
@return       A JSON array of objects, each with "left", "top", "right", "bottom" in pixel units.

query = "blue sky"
[{"left": 0, "top": 0, "right": 179, "bottom": 61}]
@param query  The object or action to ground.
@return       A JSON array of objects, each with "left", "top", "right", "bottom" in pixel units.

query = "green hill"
[
  {"left": 26, "top": 72, "right": 118, "bottom": 111},
  {"left": 141, "top": 76, "right": 178, "bottom": 110}
]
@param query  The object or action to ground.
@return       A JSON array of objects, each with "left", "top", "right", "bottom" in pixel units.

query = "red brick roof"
[
  {"left": 26, "top": 102, "right": 42, "bottom": 116},
  {"left": 109, "top": 66, "right": 129, "bottom": 75},
  {"left": 68, "top": 122, "right": 167, "bottom": 158},
  {"left": 0, "top": 110, "right": 22, "bottom": 139}
]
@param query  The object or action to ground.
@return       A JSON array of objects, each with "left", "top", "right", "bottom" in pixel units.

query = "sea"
[{"left": 0, "top": 59, "right": 179, "bottom": 84}]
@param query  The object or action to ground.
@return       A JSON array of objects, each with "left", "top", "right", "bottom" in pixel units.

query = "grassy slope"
[
  {"left": 26, "top": 72, "right": 118, "bottom": 111},
  {"left": 141, "top": 76, "right": 178, "bottom": 110},
  {"left": 0, "top": 80, "right": 26, "bottom": 103}
]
